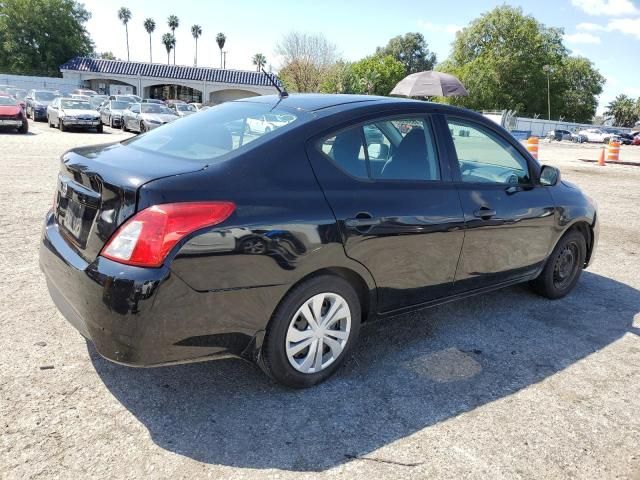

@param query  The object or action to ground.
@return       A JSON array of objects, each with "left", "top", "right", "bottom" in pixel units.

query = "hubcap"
[
  {"left": 553, "top": 242, "right": 579, "bottom": 290},
  {"left": 285, "top": 292, "right": 351, "bottom": 374}
]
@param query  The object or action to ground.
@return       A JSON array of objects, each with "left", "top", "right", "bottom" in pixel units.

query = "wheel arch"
[{"left": 550, "top": 218, "right": 595, "bottom": 267}]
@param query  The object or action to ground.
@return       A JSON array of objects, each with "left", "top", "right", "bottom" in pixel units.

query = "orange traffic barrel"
[
  {"left": 607, "top": 140, "right": 620, "bottom": 161},
  {"left": 527, "top": 136, "right": 539, "bottom": 160},
  {"left": 598, "top": 147, "right": 606, "bottom": 166}
]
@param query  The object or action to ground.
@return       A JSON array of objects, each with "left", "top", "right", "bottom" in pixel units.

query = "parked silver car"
[
  {"left": 47, "top": 98, "right": 102, "bottom": 132},
  {"left": 121, "top": 103, "right": 179, "bottom": 133},
  {"left": 100, "top": 100, "right": 131, "bottom": 128},
  {"left": 167, "top": 102, "right": 198, "bottom": 117}
]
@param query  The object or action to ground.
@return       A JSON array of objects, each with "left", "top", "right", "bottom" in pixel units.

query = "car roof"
[{"left": 237, "top": 93, "right": 423, "bottom": 112}]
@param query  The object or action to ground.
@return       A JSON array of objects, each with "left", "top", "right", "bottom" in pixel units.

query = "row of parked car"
[
  {"left": 546, "top": 128, "right": 640, "bottom": 145},
  {"left": 0, "top": 84, "right": 206, "bottom": 134}
]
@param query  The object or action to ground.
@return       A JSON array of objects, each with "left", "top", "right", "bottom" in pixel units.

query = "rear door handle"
[
  {"left": 473, "top": 208, "right": 497, "bottom": 219},
  {"left": 345, "top": 213, "right": 381, "bottom": 229},
  {"left": 345, "top": 217, "right": 381, "bottom": 228}
]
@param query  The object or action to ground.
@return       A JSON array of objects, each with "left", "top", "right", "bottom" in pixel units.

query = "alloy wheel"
[{"left": 285, "top": 292, "right": 351, "bottom": 374}]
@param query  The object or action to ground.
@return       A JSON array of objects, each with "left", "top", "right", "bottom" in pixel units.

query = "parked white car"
[
  {"left": 578, "top": 128, "right": 619, "bottom": 143},
  {"left": 246, "top": 113, "right": 296, "bottom": 134}
]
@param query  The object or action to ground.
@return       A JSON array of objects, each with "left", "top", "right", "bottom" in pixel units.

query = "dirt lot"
[{"left": 1, "top": 122, "right": 639, "bottom": 479}]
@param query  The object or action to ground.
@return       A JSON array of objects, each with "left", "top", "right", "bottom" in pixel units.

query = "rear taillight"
[{"left": 101, "top": 201, "right": 235, "bottom": 267}]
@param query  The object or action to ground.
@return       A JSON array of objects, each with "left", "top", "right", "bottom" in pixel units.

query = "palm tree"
[
  {"left": 216, "top": 32, "right": 226, "bottom": 68},
  {"left": 605, "top": 94, "right": 640, "bottom": 127},
  {"left": 143, "top": 18, "right": 156, "bottom": 63},
  {"left": 117, "top": 7, "right": 132, "bottom": 61},
  {"left": 252, "top": 53, "right": 266, "bottom": 72},
  {"left": 162, "top": 33, "right": 176, "bottom": 65},
  {"left": 191, "top": 25, "right": 202, "bottom": 67},
  {"left": 167, "top": 15, "right": 179, "bottom": 64}
]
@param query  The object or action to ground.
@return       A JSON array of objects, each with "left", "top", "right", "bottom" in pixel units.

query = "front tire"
[
  {"left": 530, "top": 230, "right": 586, "bottom": 299},
  {"left": 96, "top": 124, "right": 103, "bottom": 133},
  {"left": 258, "top": 275, "right": 361, "bottom": 388},
  {"left": 59, "top": 120, "right": 66, "bottom": 132}
]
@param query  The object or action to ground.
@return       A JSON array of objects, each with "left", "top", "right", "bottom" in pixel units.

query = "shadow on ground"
[{"left": 89, "top": 271, "right": 640, "bottom": 471}]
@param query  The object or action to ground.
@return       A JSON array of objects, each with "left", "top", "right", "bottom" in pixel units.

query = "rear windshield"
[
  {"left": 125, "top": 102, "right": 298, "bottom": 163},
  {"left": 176, "top": 104, "right": 196, "bottom": 112},
  {"left": 111, "top": 101, "right": 130, "bottom": 109},
  {"left": 141, "top": 104, "right": 173, "bottom": 114},
  {"left": 61, "top": 100, "right": 92, "bottom": 110}
]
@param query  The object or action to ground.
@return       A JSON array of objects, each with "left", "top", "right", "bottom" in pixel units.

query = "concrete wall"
[{"left": 0, "top": 72, "right": 79, "bottom": 92}]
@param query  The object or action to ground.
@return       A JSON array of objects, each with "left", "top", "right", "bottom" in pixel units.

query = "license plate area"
[{"left": 56, "top": 178, "right": 100, "bottom": 249}]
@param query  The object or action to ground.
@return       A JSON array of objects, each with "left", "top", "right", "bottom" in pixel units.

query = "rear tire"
[
  {"left": 122, "top": 120, "right": 128, "bottom": 132},
  {"left": 258, "top": 275, "right": 361, "bottom": 388},
  {"left": 530, "top": 230, "right": 586, "bottom": 299}
]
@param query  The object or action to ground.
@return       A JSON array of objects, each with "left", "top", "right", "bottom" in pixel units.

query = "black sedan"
[{"left": 40, "top": 94, "right": 599, "bottom": 388}]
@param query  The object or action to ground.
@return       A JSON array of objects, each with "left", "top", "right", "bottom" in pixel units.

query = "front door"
[
  {"left": 443, "top": 117, "right": 556, "bottom": 291},
  {"left": 307, "top": 114, "right": 465, "bottom": 313}
]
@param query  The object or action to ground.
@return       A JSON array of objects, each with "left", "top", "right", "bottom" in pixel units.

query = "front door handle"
[{"left": 473, "top": 207, "right": 497, "bottom": 219}]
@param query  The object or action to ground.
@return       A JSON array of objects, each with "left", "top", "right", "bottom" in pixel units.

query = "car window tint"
[
  {"left": 371, "top": 118, "right": 440, "bottom": 181},
  {"left": 447, "top": 118, "right": 530, "bottom": 185},
  {"left": 320, "top": 127, "right": 368, "bottom": 179},
  {"left": 318, "top": 116, "right": 440, "bottom": 182},
  {"left": 125, "top": 102, "right": 298, "bottom": 164}
]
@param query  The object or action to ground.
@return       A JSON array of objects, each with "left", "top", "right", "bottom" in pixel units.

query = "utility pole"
[{"left": 543, "top": 65, "right": 552, "bottom": 120}]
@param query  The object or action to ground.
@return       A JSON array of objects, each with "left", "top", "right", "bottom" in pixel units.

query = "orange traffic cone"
[{"left": 598, "top": 147, "right": 606, "bottom": 166}]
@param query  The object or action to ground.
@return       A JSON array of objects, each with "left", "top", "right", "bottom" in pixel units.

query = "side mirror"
[{"left": 540, "top": 165, "right": 560, "bottom": 186}]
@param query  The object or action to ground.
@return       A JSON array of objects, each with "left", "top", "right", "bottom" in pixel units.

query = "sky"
[{"left": 82, "top": 0, "right": 640, "bottom": 114}]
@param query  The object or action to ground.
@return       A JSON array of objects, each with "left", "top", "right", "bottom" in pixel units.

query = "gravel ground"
[{"left": 1, "top": 122, "right": 639, "bottom": 480}]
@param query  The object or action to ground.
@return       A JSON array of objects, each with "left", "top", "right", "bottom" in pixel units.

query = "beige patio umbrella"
[{"left": 390, "top": 71, "right": 469, "bottom": 97}]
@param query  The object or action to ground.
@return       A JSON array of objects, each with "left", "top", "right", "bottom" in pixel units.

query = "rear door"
[
  {"left": 307, "top": 114, "right": 465, "bottom": 313},
  {"left": 442, "top": 116, "right": 556, "bottom": 291}
]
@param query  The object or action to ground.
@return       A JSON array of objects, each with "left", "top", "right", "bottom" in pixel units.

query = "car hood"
[
  {"left": 142, "top": 113, "right": 178, "bottom": 122},
  {"left": 110, "top": 109, "right": 127, "bottom": 115},
  {"left": 177, "top": 111, "right": 196, "bottom": 116},
  {"left": 33, "top": 99, "right": 55, "bottom": 106},
  {"left": 0, "top": 105, "right": 21, "bottom": 115},
  {"left": 61, "top": 109, "right": 99, "bottom": 117}
]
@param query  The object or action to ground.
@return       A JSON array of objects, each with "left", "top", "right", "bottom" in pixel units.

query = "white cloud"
[
  {"left": 576, "top": 22, "right": 607, "bottom": 31},
  {"left": 570, "top": 0, "right": 639, "bottom": 16},
  {"left": 564, "top": 32, "right": 602, "bottom": 44},
  {"left": 607, "top": 18, "right": 640, "bottom": 39},
  {"left": 417, "top": 20, "right": 463, "bottom": 35}
]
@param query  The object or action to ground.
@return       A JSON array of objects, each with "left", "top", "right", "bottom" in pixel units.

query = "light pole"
[{"left": 543, "top": 64, "right": 552, "bottom": 120}]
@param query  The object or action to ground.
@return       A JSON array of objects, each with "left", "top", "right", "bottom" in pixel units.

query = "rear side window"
[
  {"left": 318, "top": 117, "right": 440, "bottom": 182},
  {"left": 125, "top": 102, "right": 298, "bottom": 164}
]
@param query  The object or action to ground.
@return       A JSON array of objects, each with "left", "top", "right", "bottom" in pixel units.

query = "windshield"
[
  {"left": 0, "top": 96, "right": 17, "bottom": 106},
  {"left": 116, "top": 96, "right": 137, "bottom": 103},
  {"left": 141, "top": 104, "right": 173, "bottom": 114},
  {"left": 111, "top": 101, "right": 130, "bottom": 110},
  {"left": 34, "top": 91, "right": 58, "bottom": 101},
  {"left": 125, "top": 102, "right": 298, "bottom": 164},
  {"left": 176, "top": 104, "right": 196, "bottom": 112},
  {"left": 61, "top": 100, "right": 92, "bottom": 110}
]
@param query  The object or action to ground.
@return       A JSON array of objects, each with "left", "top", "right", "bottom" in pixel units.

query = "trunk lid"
[{"left": 54, "top": 142, "right": 205, "bottom": 262}]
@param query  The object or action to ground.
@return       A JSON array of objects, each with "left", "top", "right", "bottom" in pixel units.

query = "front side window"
[
  {"left": 319, "top": 116, "right": 440, "bottom": 182},
  {"left": 125, "top": 102, "right": 298, "bottom": 164},
  {"left": 447, "top": 118, "right": 530, "bottom": 185}
]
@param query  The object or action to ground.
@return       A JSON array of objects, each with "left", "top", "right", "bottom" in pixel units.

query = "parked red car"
[{"left": 0, "top": 94, "right": 28, "bottom": 133}]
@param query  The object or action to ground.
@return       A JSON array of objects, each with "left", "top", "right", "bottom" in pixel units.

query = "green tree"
[
  {"left": 117, "top": 7, "right": 131, "bottom": 61},
  {"left": 191, "top": 24, "right": 202, "bottom": 66},
  {"left": 375, "top": 32, "right": 437, "bottom": 74},
  {"left": 216, "top": 33, "right": 226, "bottom": 68},
  {"left": 252, "top": 53, "right": 267, "bottom": 72},
  {"left": 0, "top": 0, "right": 93, "bottom": 76},
  {"left": 555, "top": 56, "right": 604, "bottom": 122},
  {"left": 161, "top": 33, "right": 175, "bottom": 65},
  {"left": 605, "top": 94, "right": 639, "bottom": 127},
  {"left": 167, "top": 15, "right": 179, "bottom": 64},
  {"left": 276, "top": 32, "right": 337, "bottom": 92},
  {"left": 438, "top": 6, "right": 568, "bottom": 116},
  {"left": 349, "top": 55, "right": 405, "bottom": 96},
  {"left": 93, "top": 51, "right": 117, "bottom": 60},
  {"left": 144, "top": 18, "right": 156, "bottom": 63},
  {"left": 319, "top": 61, "right": 355, "bottom": 93}
]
